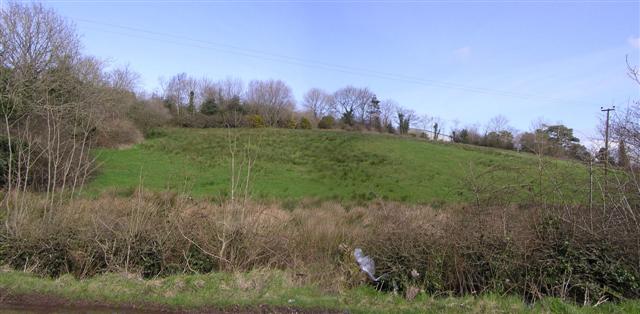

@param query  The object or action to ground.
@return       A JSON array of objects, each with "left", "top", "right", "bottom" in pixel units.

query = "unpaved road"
[{"left": 0, "top": 289, "right": 344, "bottom": 314}]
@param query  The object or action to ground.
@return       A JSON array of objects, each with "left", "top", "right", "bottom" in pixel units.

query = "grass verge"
[{"left": 1, "top": 270, "right": 639, "bottom": 313}]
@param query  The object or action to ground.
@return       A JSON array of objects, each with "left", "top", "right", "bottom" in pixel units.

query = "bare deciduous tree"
[
  {"left": 379, "top": 99, "right": 398, "bottom": 128},
  {"left": 302, "top": 88, "right": 332, "bottom": 121},
  {"left": 627, "top": 55, "right": 640, "bottom": 86},
  {"left": 0, "top": 2, "right": 103, "bottom": 225},
  {"left": 0, "top": 2, "right": 150, "bottom": 227},
  {"left": 0, "top": 2, "right": 80, "bottom": 79},
  {"left": 160, "top": 73, "right": 198, "bottom": 115},
  {"left": 331, "top": 86, "right": 374, "bottom": 124},
  {"left": 246, "top": 79, "right": 295, "bottom": 127},
  {"left": 217, "top": 77, "right": 244, "bottom": 104},
  {"left": 395, "top": 106, "right": 417, "bottom": 135},
  {"left": 109, "top": 64, "right": 141, "bottom": 92},
  {"left": 610, "top": 57, "right": 640, "bottom": 166},
  {"left": 486, "top": 115, "right": 510, "bottom": 134}
]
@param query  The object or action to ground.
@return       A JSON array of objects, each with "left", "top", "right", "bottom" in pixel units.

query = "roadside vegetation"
[
  {"left": 1, "top": 187, "right": 639, "bottom": 307},
  {"left": 3, "top": 270, "right": 640, "bottom": 313},
  {"left": 1, "top": 2, "right": 639, "bottom": 312}
]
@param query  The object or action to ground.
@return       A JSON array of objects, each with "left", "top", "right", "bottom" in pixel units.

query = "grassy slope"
[
  {"left": 88, "top": 128, "right": 587, "bottom": 204},
  {"left": 1, "top": 271, "right": 637, "bottom": 313}
]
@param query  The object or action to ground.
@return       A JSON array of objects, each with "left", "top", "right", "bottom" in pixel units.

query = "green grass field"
[
  {"left": 88, "top": 128, "right": 588, "bottom": 204},
  {"left": 1, "top": 128, "right": 626, "bottom": 312}
]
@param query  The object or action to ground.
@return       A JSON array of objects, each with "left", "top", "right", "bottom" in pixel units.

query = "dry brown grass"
[{"left": 0, "top": 191, "right": 638, "bottom": 304}]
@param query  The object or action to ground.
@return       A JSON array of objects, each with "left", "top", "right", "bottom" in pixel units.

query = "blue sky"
[{"left": 23, "top": 0, "right": 640, "bottom": 143}]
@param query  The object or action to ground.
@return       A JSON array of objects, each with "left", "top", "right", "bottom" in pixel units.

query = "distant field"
[{"left": 88, "top": 128, "right": 588, "bottom": 204}]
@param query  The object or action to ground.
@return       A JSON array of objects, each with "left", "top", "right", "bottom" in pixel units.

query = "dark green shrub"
[
  {"left": 0, "top": 137, "right": 32, "bottom": 188},
  {"left": 341, "top": 109, "right": 355, "bottom": 126},
  {"left": 282, "top": 118, "right": 297, "bottom": 129},
  {"left": 530, "top": 216, "right": 640, "bottom": 302},
  {"left": 297, "top": 117, "right": 312, "bottom": 130},
  {"left": 386, "top": 122, "right": 395, "bottom": 134},
  {"left": 318, "top": 116, "right": 335, "bottom": 129},
  {"left": 0, "top": 137, "right": 14, "bottom": 187},
  {"left": 248, "top": 114, "right": 265, "bottom": 128},
  {"left": 135, "top": 239, "right": 164, "bottom": 279},
  {"left": 173, "top": 113, "right": 219, "bottom": 128},
  {"left": 7, "top": 237, "right": 72, "bottom": 278},
  {"left": 186, "top": 245, "right": 216, "bottom": 273},
  {"left": 145, "top": 128, "right": 168, "bottom": 139},
  {"left": 356, "top": 207, "right": 640, "bottom": 302},
  {"left": 200, "top": 97, "right": 218, "bottom": 115}
]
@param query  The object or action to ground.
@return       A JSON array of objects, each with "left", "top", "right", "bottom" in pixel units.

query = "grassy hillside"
[{"left": 88, "top": 128, "right": 587, "bottom": 204}]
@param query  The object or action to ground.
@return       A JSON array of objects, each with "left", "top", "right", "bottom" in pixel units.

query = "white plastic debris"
[{"left": 354, "top": 248, "right": 385, "bottom": 282}]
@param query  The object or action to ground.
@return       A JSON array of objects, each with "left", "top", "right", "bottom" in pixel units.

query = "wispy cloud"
[
  {"left": 453, "top": 46, "right": 472, "bottom": 60},
  {"left": 628, "top": 36, "right": 640, "bottom": 49}
]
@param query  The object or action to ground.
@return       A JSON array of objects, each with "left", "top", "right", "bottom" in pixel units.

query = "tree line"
[
  {"left": 159, "top": 71, "right": 625, "bottom": 164},
  {"left": 158, "top": 74, "right": 399, "bottom": 132}
]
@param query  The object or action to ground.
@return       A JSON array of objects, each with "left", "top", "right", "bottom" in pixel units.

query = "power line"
[
  {"left": 28, "top": 0, "right": 640, "bottom": 3},
  {"left": 74, "top": 17, "right": 596, "bottom": 106},
  {"left": 600, "top": 105, "right": 615, "bottom": 178},
  {"left": 77, "top": 18, "right": 525, "bottom": 97}
]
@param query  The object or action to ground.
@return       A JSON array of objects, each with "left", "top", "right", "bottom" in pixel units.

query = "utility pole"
[{"left": 601, "top": 106, "right": 615, "bottom": 178}]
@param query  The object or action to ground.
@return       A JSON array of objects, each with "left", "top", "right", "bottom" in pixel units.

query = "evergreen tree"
[
  {"left": 226, "top": 95, "right": 244, "bottom": 114},
  {"left": 397, "top": 112, "right": 410, "bottom": 134},
  {"left": 187, "top": 90, "right": 195, "bottom": 114},
  {"left": 397, "top": 112, "right": 405, "bottom": 134},
  {"left": 341, "top": 109, "right": 355, "bottom": 126},
  {"left": 404, "top": 117, "right": 411, "bottom": 134},
  {"left": 455, "top": 129, "right": 470, "bottom": 143},
  {"left": 433, "top": 123, "right": 440, "bottom": 140},
  {"left": 386, "top": 122, "right": 396, "bottom": 134},
  {"left": 200, "top": 97, "right": 218, "bottom": 115}
]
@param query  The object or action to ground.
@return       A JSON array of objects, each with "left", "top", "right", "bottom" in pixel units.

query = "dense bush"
[
  {"left": 200, "top": 97, "right": 218, "bottom": 115},
  {"left": 128, "top": 99, "right": 172, "bottom": 136},
  {"left": 95, "top": 119, "right": 144, "bottom": 148},
  {"left": 248, "top": 114, "right": 265, "bottom": 128},
  {"left": 317, "top": 116, "right": 335, "bottom": 129},
  {"left": 173, "top": 113, "right": 220, "bottom": 128},
  {"left": 453, "top": 128, "right": 515, "bottom": 150},
  {"left": 0, "top": 137, "right": 18, "bottom": 187},
  {"left": 358, "top": 205, "right": 640, "bottom": 303},
  {"left": 297, "top": 117, "right": 312, "bottom": 130},
  {"left": 1, "top": 193, "right": 637, "bottom": 303},
  {"left": 385, "top": 122, "right": 396, "bottom": 134},
  {"left": 280, "top": 117, "right": 297, "bottom": 129}
]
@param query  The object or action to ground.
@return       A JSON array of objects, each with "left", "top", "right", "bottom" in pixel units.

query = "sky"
[{"left": 12, "top": 0, "right": 640, "bottom": 144}]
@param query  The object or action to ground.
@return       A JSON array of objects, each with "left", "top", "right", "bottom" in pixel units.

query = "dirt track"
[{"left": 0, "top": 289, "right": 345, "bottom": 314}]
